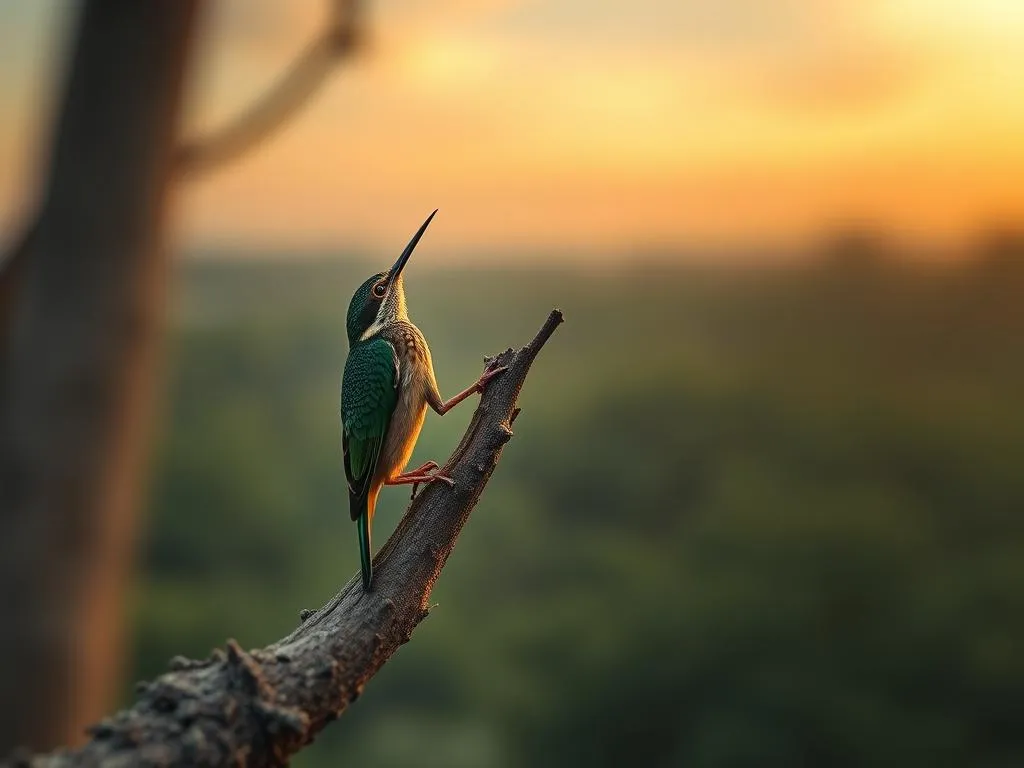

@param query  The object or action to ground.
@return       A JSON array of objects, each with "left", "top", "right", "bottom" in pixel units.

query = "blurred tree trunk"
[{"left": 0, "top": 1, "right": 202, "bottom": 754}]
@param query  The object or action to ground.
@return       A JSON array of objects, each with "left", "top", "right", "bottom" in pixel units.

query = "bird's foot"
[
  {"left": 387, "top": 465, "right": 455, "bottom": 499},
  {"left": 402, "top": 460, "right": 441, "bottom": 476},
  {"left": 474, "top": 362, "right": 507, "bottom": 393}
]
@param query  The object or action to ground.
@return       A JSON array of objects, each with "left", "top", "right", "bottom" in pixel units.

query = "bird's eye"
[{"left": 372, "top": 282, "right": 387, "bottom": 299}]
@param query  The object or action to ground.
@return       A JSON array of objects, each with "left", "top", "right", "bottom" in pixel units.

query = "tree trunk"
[{"left": 0, "top": 1, "right": 202, "bottom": 753}]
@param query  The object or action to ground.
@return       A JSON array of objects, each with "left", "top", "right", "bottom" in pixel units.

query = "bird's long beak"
[{"left": 385, "top": 209, "right": 437, "bottom": 292}]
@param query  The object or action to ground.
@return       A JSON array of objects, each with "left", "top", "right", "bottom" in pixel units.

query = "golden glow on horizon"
[
  {"left": 886, "top": 0, "right": 1024, "bottom": 36},
  {"left": 1, "top": 0, "right": 1023, "bottom": 258}
]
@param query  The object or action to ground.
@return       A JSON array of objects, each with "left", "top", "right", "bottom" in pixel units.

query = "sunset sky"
[{"left": 1, "top": 0, "right": 1023, "bottom": 261}]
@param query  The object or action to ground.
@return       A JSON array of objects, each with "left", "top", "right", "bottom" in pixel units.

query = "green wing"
[{"left": 341, "top": 338, "right": 399, "bottom": 519}]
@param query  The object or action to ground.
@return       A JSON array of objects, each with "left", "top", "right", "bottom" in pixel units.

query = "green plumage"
[
  {"left": 341, "top": 338, "right": 398, "bottom": 589},
  {"left": 341, "top": 210, "right": 441, "bottom": 591}
]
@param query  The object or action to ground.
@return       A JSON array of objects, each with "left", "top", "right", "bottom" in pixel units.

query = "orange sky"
[{"left": 1, "top": 0, "right": 1023, "bottom": 260}]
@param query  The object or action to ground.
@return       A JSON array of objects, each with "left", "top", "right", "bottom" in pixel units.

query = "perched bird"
[{"left": 341, "top": 210, "right": 504, "bottom": 590}]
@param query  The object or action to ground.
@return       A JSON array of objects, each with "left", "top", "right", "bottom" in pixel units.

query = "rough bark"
[
  {"left": 0, "top": 1, "right": 202, "bottom": 753},
  {"left": 4, "top": 310, "right": 563, "bottom": 768}
]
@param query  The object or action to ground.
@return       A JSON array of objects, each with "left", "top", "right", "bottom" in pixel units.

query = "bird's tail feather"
[
  {"left": 357, "top": 509, "right": 372, "bottom": 590},
  {"left": 353, "top": 484, "right": 380, "bottom": 590}
]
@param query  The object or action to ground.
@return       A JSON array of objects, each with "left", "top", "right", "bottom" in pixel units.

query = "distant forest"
[{"left": 135, "top": 248, "right": 1024, "bottom": 767}]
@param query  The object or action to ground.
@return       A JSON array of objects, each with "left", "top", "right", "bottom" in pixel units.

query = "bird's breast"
[
  {"left": 377, "top": 325, "right": 431, "bottom": 482},
  {"left": 394, "top": 325, "right": 429, "bottom": 375},
  {"left": 379, "top": 381, "right": 427, "bottom": 482}
]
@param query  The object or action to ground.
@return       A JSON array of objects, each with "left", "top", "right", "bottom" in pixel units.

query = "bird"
[{"left": 340, "top": 210, "right": 505, "bottom": 591}]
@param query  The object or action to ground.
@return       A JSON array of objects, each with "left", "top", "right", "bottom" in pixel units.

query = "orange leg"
[
  {"left": 387, "top": 364, "right": 506, "bottom": 499},
  {"left": 396, "top": 461, "right": 441, "bottom": 477},
  {"left": 432, "top": 364, "right": 507, "bottom": 415},
  {"left": 386, "top": 463, "right": 455, "bottom": 499}
]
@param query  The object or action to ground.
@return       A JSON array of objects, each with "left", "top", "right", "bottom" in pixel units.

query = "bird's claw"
[
  {"left": 410, "top": 470, "right": 455, "bottom": 498},
  {"left": 405, "top": 460, "right": 440, "bottom": 475},
  {"left": 476, "top": 363, "right": 508, "bottom": 392}
]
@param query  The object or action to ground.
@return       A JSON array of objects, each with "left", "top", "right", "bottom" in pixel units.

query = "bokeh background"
[{"left": 2, "top": 1, "right": 1024, "bottom": 765}]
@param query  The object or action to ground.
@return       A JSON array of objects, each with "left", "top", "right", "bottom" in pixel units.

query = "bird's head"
[{"left": 346, "top": 209, "right": 437, "bottom": 345}]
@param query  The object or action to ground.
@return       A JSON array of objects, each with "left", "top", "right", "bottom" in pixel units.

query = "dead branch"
[
  {"left": 176, "top": 0, "right": 363, "bottom": 177},
  {"left": 5, "top": 309, "right": 563, "bottom": 768}
]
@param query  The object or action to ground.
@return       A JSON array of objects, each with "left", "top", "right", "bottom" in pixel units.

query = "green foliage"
[{"left": 130, "top": 258, "right": 1024, "bottom": 767}]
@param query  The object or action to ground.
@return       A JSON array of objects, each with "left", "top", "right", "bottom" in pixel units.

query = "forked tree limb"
[
  {"left": 176, "top": 0, "right": 363, "bottom": 177},
  {"left": 6, "top": 309, "right": 563, "bottom": 768}
]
